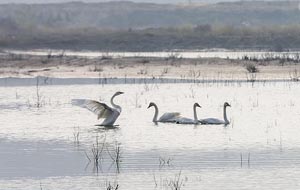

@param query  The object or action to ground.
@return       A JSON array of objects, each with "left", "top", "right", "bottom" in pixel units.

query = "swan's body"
[
  {"left": 200, "top": 102, "right": 231, "bottom": 125},
  {"left": 147, "top": 102, "right": 180, "bottom": 123},
  {"left": 176, "top": 103, "right": 201, "bottom": 124},
  {"left": 72, "top": 91, "right": 124, "bottom": 126}
]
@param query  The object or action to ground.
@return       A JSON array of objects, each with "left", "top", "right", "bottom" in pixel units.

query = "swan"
[
  {"left": 147, "top": 102, "right": 181, "bottom": 123},
  {"left": 176, "top": 103, "right": 201, "bottom": 124},
  {"left": 199, "top": 102, "right": 231, "bottom": 125},
  {"left": 72, "top": 91, "right": 124, "bottom": 126}
]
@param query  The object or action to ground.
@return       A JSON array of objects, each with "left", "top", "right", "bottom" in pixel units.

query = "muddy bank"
[{"left": 0, "top": 52, "right": 300, "bottom": 81}]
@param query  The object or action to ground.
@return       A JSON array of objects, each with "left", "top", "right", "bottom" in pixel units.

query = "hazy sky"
[{"left": 0, "top": 0, "right": 240, "bottom": 4}]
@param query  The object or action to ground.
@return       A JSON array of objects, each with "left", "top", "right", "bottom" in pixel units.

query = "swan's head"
[
  {"left": 224, "top": 102, "right": 231, "bottom": 107},
  {"left": 114, "top": 91, "right": 124, "bottom": 96},
  {"left": 147, "top": 102, "right": 155, "bottom": 109},
  {"left": 194, "top": 103, "right": 201, "bottom": 108}
]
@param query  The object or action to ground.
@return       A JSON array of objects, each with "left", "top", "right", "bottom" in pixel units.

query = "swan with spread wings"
[{"left": 72, "top": 91, "right": 124, "bottom": 126}]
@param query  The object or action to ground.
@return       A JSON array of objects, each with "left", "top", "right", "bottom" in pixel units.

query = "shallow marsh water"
[{"left": 0, "top": 80, "right": 300, "bottom": 189}]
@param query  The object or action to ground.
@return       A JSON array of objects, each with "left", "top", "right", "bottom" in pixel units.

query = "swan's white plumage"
[
  {"left": 72, "top": 92, "right": 123, "bottom": 126},
  {"left": 175, "top": 103, "right": 201, "bottom": 125},
  {"left": 199, "top": 118, "right": 224, "bottom": 125},
  {"left": 199, "top": 102, "right": 231, "bottom": 125},
  {"left": 72, "top": 99, "right": 113, "bottom": 119},
  {"left": 159, "top": 112, "right": 181, "bottom": 122},
  {"left": 148, "top": 102, "right": 181, "bottom": 123},
  {"left": 176, "top": 117, "right": 197, "bottom": 124}
]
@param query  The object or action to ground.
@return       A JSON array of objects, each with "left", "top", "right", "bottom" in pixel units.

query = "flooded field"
[{"left": 1, "top": 80, "right": 300, "bottom": 189}]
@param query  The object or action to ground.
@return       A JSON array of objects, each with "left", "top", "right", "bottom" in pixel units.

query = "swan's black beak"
[
  {"left": 147, "top": 105, "right": 151, "bottom": 109},
  {"left": 228, "top": 104, "right": 231, "bottom": 107},
  {"left": 119, "top": 92, "right": 124, "bottom": 94},
  {"left": 195, "top": 103, "right": 201, "bottom": 108}
]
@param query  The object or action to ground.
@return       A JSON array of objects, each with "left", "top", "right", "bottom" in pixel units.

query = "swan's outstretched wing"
[
  {"left": 159, "top": 112, "right": 181, "bottom": 122},
  {"left": 199, "top": 118, "right": 224, "bottom": 125},
  {"left": 71, "top": 99, "right": 114, "bottom": 119}
]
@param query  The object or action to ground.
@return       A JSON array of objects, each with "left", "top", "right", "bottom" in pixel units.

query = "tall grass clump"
[
  {"left": 167, "top": 171, "right": 184, "bottom": 190},
  {"left": 245, "top": 63, "right": 259, "bottom": 73}
]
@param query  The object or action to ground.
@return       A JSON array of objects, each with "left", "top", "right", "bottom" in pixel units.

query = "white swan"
[
  {"left": 199, "top": 102, "right": 231, "bottom": 125},
  {"left": 176, "top": 103, "right": 201, "bottom": 124},
  {"left": 147, "top": 102, "right": 181, "bottom": 123},
  {"left": 72, "top": 91, "right": 124, "bottom": 126}
]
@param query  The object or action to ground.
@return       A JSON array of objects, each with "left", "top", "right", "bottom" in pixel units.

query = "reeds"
[
  {"left": 73, "top": 127, "right": 80, "bottom": 145},
  {"left": 106, "top": 182, "right": 119, "bottom": 190},
  {"left": 35, "top": 77, "right": 43, "bottom": 108},
  {"left": 159, "top": 156, "right": 172, "bottom": 168},
  {"left": 85, "top": 135, "right": 106, "bottom": 172},
  {"left": 91, "top": 136, "right": 105, "bottom": 169},
  {"left": 167, "top": 171, "right": 184, "bottom": 190},
  {"left": 107, "top": 142, "right": 122, "bottom": 173},
  {"left": 242, "top": 52, "right": 300, "bottom": 64},
  {"left": 246, "top": 72, "right": 257, "bottom": 84},
  {"left": 240, "top": 153, "right": 251, "bottom": 168},
  {"left": 84, "top": 136, "right": 122, "bottom": 173}
]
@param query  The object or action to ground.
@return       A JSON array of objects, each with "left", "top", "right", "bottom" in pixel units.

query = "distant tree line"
[
  {"left": 1, "top": 1, "right": 300, "bottom": 51},
  {"left": 1, "top": 24, "right": 300, "bottom": 51}
]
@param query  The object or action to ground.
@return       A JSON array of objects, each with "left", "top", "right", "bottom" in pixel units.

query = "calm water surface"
[{"left": 0, "top": 81, "right": 300, "bottom": 189}]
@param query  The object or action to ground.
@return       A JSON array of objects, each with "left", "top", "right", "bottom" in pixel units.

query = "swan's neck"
[
  {"left": 111, "top": 94, "right": 121, "bottom": 112},
  {"left": 223, "top": 106, "right": 229, "bottom": 124},
  {"left": 152, "top": 104, "right": 159, "bottom": 122},
  {"left": 193, "top": 105, "right": 198, "bottom": 121}
]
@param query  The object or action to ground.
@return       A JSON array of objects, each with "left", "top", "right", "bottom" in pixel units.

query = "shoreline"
[
  {"left": 1, "top": 52, "right": 300, "bottom": 82},
  {"left": 5, "top": 49, "right": 300, "bottom": 59},
  {"left": 0, "top": 76, "right": 297, "bottom": 87}
]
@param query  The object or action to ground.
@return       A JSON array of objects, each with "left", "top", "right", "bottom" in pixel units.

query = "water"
[
  {"left": 7, "top": 49, "right": 300, "bottom": 60},
  {"left": 1, "top": 81, "right": 300, "bottom": 189}
]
